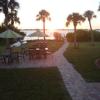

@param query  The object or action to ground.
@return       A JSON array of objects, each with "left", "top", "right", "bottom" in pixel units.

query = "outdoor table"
[
  {"left": 36, "top": 48, "right": 40, "bottom": 50},
  {"left": 45, "top": 47, "right": 48, "bottom": 51}
]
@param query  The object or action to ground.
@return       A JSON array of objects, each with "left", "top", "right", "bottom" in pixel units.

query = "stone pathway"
[{"left": 53, "top": 40, "right": 100, "bottom": 100}]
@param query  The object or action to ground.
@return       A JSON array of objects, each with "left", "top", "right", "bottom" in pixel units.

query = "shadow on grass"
[{"left": 0, "top": 67, "right": 72, "bottom": 100}]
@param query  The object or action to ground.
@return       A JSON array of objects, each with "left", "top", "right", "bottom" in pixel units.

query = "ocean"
[
  {"left": 21, "top": 29, "right": 74, "bottom": 36},
  {"left": 21, "top": 29, "right": 100, "bottom": 41},
  {"left": 21, "top": 29, "right": 74, "bottom": 40}
]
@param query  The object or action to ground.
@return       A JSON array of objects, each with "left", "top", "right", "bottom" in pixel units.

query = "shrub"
[{"left": 66, "top": 29, "right": 100, "bottom": 42}]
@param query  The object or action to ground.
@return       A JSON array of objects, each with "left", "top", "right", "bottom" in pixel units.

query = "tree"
[
  {"left": 84, "top": 10, "right": 96, "bottom": 45},
  {"left": 66, "top": 13, "right": 85, "bottom": 48},
  {"left": 8, "top": 10, "right": 20, "bottom": 26},
  {"left": 0, "top": 0, "right": 20, "bottom": 47},
  {"left": 0, "top": 0, "right": 19, "bottom": 27},
  {"left": 36, "top": 9, "right": 51, "bottom": 40},
  {"left": 0, "top": 0, "right": 8, "bottom": 26},
  {"left": 8, "top": 0, "right": 20, "bottom": 26},
  {"left": 53, "top": 32, "right": 63, "bottom": 41}
]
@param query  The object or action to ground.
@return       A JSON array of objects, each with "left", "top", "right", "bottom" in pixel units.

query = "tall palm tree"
[
  {"left": 8, "top": 10, "right": 20, "bottom": 26},
  {"left": 0, "top": 0, "right": 19, "bottom": 27},
  {"left": 84, "top": 10, "right": 96, "bottom": 44},
  {"left": 8, "top": 0, "right": 19, "bottom": 26},
  {"left": 66, "top": 13, "right": 85, "bottom": 48},
  {"left": 36, "top": 9, "right": 51, "bottom": 40},
  {"left": 0, "top": 0, "right": 8, "bottom": 27}
]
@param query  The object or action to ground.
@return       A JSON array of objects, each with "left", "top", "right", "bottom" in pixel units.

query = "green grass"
[
  {"left": 0, "top": 67, "right": 72, "bottom": 100},
  {"left": 47, "top": 40, "right": 64, "bottom": 52},
  {"left": 64, "top": 42, "right": 100, "bottom": 82},
  {"left": 0, "top": 45, "right": 5, "bottom": 53}
]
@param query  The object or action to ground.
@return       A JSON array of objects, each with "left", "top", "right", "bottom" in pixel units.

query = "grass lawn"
[
  {"left": 64, "top": 42, "right": 100, "bottom": 82},
  {"left": 0, "top": 67, "right": 72, "bottom": 100},
  {"left": 47, "top": 40, "right": 64, "bottom": 52}
]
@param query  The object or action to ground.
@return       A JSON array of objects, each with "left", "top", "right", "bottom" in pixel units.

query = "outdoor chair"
[
  {"left": 0, "top": 55, "right": 5, "bottom": 64},
  {"left": 0, "top": 49, "right": 13, "bottom": 64},
  {"left": 28, "top": 48, "right": 36, "bottom": 60},
  {"left": 19, "top": 47, "right": 26, "bottom": 60},
  {"left": 11, "top": 51, "right": 20, "bottom": 63}
]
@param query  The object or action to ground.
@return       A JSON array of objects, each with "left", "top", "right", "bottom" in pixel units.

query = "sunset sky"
[{"left": 0, "top": 0, "right": 100, "bottom": 29}]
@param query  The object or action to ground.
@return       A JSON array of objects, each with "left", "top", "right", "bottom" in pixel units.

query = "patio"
[
  {"left": 0, "top": 51, "right": 55, "bottom": 68},
  {"left": 0, "top": 40, "right": 55, "bottom": 67}
]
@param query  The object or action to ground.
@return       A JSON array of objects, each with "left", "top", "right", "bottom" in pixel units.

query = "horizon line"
[{"left": 21, "top": 28, "right": 100, "bottom": 30}]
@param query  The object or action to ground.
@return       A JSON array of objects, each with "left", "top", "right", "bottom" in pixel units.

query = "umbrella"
[
  {"left": 0, "top": 29, "right": 23, "bottom": 47},
  {"left": 29, "top": 29, "right": 48, "bottom": 40},
  {"left": 0, "top": 29, "right": 23, "bottom": 38}
]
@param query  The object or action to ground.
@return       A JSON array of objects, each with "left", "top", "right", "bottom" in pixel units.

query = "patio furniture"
[
  {"left": 11, "top": 51, "right": 20, "bottom": 63},
  {"left": 0, "top": 29, "right": 23, "bottom": 48},
  {"left": 28, "top": 48, "right": 36, "bottom": 60},
  {"left": 0, "top": 55, "right": 5, "bottom": 64},
  {"left": 1, "top": 52, "right": 12, "bottom": 64}
]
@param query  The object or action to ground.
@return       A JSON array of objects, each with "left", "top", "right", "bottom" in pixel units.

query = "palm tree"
[
  {"left": 0, "top": 0, "right": 8, "bottom": 26},
  {"left": 0, "top": 0, "right": 19, "bottom": 27},
  {"left": 36, "top": 9, "right": 51, "bottom": 40},
  {"left": 8, "top": 0, "right": 19, "bottom": 26},
  {"left": 84, "top": 10, "right": 96, "bottom": 44},
  {"left": 8, "top": 10, "right": 20, "bottom": 26},
  {"left": 66, "top": 13, "right": 85, "bottom": 48}
]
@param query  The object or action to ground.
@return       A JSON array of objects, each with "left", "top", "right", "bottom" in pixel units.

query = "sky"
[{"left": 0, "top": 0, "right": 100, "bottom": 29}]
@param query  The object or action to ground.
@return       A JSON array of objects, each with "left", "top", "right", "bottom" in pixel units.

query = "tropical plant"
[
  {"left": 0, "top": 0, "right": 19, "bottom": 27},
  {"left": 36, "top": 9, "right": 51, "bottom": 40},
  {"left": 84, "top": 10, "right": 96, "bottom": 44},
  {"left": 8, "top": 10, "right": 20, "bottom": 26},
  {"left": 66, "top": 13, "right": 85, "bottom": 48}
]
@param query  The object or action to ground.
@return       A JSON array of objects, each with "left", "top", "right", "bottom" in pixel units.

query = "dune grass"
[
  {"left": 0, "top": 67, "right": 72, "bottom": 100},
  {"left": 64, "top": 42, "right": 100, "bottom": 82}
]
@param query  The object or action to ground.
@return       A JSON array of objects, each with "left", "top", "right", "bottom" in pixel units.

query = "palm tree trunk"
[
  {"left": 43, "top": 19, "right": 45, "bottom": 40},
  {"left": 5, "top": 0, "right": 8, "bottom": 28},
  {"left": 88, "top": 19, "right": 94, "bottom": 45},
  {"left": 74, "top": 25, "right": 77, "bottom": 48},
  {"left": 5, "top": 0, "right": 9, "bottom": 48}
]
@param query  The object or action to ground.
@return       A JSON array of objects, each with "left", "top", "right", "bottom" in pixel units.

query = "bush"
[
  {"left": 76, "top": 29, "right": 90, "bottom": 42},
  {"left": 66, "top": 29, "right": 100, "bottom": 42},
  {"left": 53, "top": 32, "right": 63, "bottom": 41},
  {"left": 66, "top": 32, "right": 74, "bottom": 42}
]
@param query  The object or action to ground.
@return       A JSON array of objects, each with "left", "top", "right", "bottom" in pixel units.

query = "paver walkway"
[{"left": 53, "top": 40, "right": 100, "bottom": 100}]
